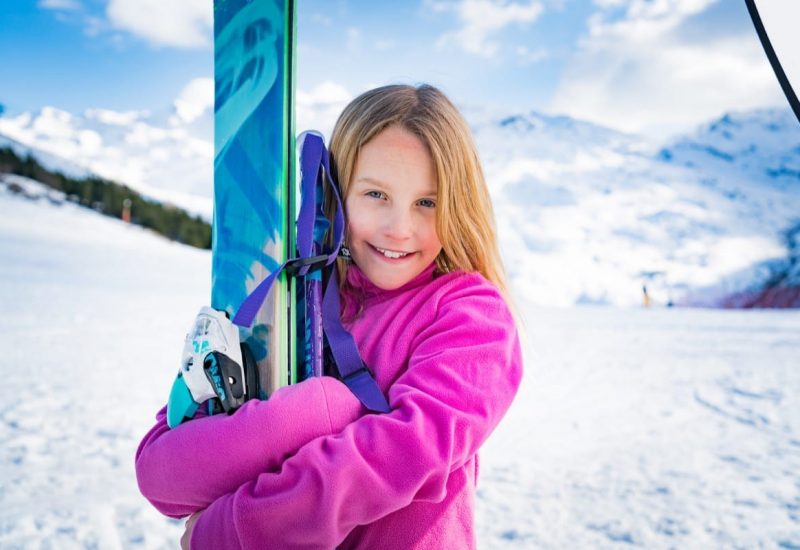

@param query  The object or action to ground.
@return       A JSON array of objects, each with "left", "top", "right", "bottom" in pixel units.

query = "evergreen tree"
[{"left": 0, "top": 146, "right": 211, "bottom": 249}]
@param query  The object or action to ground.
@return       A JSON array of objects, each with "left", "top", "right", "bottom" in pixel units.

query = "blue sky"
[
  {"left": 1, "top": 1, "right": 212, "bottom": 115},
  {"left": 0, "top": 0, "right": 788, "bottom": 138}
]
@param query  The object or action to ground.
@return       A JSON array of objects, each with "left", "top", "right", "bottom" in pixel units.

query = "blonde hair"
[{"left": 328, "top": 84, "right": 509, "bottom": 302}]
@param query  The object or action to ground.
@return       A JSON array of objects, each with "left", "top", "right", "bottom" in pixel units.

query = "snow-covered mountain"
[
  {"left": 473, "top": 108, "right": 800, "bottom": 307},
  {"left": 0, "top": 100, "right": 213, "bottom": 219},
  {"left": 659, "top": 109, "right": 800, "bottom": 187},
  {"left": 658, "top": 109, "right": 800, "bottom": 306},
  {"left": 1, "top": 101, "right": 798, "bottom": 307}
]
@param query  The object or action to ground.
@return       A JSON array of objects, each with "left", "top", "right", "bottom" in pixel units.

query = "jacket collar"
[{"left": 344, "top": 262, "right": 437, "bottom": 300}]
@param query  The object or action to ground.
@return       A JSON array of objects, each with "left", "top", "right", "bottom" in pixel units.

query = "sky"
[{"left": 0, "top": 0, "right": 791, "bottom": 139}]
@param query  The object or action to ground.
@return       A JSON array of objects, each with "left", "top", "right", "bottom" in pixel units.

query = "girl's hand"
[{"left": 180, "top": 510, "right": 203, "bottom": 549}]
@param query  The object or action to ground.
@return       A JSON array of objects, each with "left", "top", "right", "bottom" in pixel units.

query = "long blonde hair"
[{"left": 328, "top": 84, "right": 509, "bottom": 302}]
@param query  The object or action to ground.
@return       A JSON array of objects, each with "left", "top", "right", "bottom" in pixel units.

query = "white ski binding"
[{"left": 166, "top": 307, "right": 259, "bottom": 428}]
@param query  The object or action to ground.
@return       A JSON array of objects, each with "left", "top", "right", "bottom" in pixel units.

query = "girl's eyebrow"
[
  {"left": 354, "top": 176, "right": 388, "bottom": 187},
  {"left": 355, "top": 176, "right": 437, "bottom": 196}
]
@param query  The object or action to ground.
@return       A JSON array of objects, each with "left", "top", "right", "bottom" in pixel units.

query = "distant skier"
[
  {"left": 135, "top": 84, "right": 523, "bottom": 550},
  {"left": 121, "top": 198, "right": 131, "bottom": 224},
  {"left": 643, "top": 284, "right": 651, "bottom": 307}
]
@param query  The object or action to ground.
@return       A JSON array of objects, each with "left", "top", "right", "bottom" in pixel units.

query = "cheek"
[
  {"left": 345, "top": 205, "right": 367, "bottom": 239},
  {"left": 422, "top": 214, "right": 441, "bottom": 248},
  {"left": 344, "top": 197, "right": 362, "bottom": 239}
]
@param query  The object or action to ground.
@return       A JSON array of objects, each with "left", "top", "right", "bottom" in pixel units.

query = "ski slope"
[{"left": 0, "top": 186, "right": 798, "bottom": 548}]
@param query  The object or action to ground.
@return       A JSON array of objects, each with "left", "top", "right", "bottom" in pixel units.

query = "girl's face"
[{"left": 345, "top": 125, "right": 442, "bottom": 290}]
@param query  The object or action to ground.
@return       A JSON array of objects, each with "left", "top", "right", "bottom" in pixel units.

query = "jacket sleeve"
[
  {"left": 135, "top": 376, "right": 364, "bottom": 518},
  {"left": 191, "top": 278, "right": 524, "bottom": 549}
]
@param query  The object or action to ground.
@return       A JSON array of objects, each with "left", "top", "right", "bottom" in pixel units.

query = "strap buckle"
[
  {"left": 284, "top": 254, "right": 330, "bottom": 276},
  {"left": 341, "top": 364, "right": 372, "bottom": 384},
  {"left": 340, "top": 365, "right": 391, "bottom": 414}
]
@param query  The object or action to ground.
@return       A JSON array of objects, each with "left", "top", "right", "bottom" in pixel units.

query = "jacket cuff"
[{"left": 191, "top": 493, "right": 242, "bottom": 550}]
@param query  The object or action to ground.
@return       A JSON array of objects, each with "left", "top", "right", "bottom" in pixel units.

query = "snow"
[
  {"left": 477, "top": 305, "right": 800, "bottom": 548},
  {"left": 1, "top": 183, "right": 798, "bottom": 548},
  {"left": 0, "top": 187, "right": 207, "bottom": 548}
]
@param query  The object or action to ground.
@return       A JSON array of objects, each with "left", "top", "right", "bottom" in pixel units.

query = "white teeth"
[{"left": 375, "top": 246, "right": 409, "bottom": 259}]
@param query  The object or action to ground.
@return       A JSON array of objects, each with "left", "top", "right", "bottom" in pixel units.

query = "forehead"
[{"left": 353, "top": 126, "right": 437, "bottom": 193}]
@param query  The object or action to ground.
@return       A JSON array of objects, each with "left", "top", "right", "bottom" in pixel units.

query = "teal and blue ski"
[
  {"left": 212, "top": 0, "right": 297, "bottom": 397},
  {"left": 167, "top": 0, "right": 328, "bottom": 428}
]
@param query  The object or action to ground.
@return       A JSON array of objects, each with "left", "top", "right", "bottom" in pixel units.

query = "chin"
[
  {"left": 363, "top": 265, "right": 418, "bottom": 290},
  {"left": 369, "top": 273, "right": 409, "bottom": 290}
]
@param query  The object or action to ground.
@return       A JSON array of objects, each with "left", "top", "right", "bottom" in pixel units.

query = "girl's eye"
[
  {"left": 366, "top": 190, "right": 385, "bottom": 200},
  {"left": 418, "top": 198, "right": 436, "bottom": 209}
]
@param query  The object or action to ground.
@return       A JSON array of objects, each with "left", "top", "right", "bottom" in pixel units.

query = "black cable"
[{"left": 744, "top": 0, "right": 800, "bottom": 124}]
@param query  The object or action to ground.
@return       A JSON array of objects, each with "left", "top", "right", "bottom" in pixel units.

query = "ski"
[{"left": 212, "top": 0, "right": 297, "bottom": 397}]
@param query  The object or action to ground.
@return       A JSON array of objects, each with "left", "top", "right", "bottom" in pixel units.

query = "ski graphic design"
[{"left": 213, "top": 0, "right": 297, "bottom": 397}]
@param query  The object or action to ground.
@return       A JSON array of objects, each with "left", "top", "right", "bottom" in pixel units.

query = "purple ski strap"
[
  {"left": 322, "top": 268, "right": 391, "bottom": 413},
  {"left": 295, "top": 131, "right": 323, "bottom": 276},
  {"left": 233, "top": 131, "right": 339, "bottom": 327}
]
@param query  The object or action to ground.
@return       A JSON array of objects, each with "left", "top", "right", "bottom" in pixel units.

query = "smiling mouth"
[{"left": 371, "top": 244, "right": 414, "bottom": 259}]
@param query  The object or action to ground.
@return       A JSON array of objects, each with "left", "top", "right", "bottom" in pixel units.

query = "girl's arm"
[
  {"left": 135, "top": 376, "right": 364, "bottom": 518},
  {"left": 191, "top": 276, "right": 523, "bottom": 549}
]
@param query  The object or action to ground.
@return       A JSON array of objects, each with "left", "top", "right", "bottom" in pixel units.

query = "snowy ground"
[
  {"left": 477, "top": 306, "right": 800, "bottom": 548},
  {"left": 1, "top": 189, "right": 798, "bottom": 549}
]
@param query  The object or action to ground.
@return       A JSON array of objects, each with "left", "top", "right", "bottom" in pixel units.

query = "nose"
[{"left": 382, "top": 205, "right": 413, "bottom": 241}]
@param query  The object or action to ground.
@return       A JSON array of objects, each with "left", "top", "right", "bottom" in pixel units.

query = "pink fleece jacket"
[{"left": 136, "top": 263, "right": 523, "bottom": 549}]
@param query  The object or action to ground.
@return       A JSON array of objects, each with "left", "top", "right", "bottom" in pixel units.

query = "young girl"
[{"left": 136, "top": 84, "right": 523, "bottom": 549}]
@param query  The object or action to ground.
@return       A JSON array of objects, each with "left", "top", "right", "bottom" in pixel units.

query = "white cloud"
[
  {"left": 32, "top": 107, "right": 76, "bottom": 140},
  {"left": 38, "top": 0, "right": 83, "bottom": 11},
  {"left": 296, "top": 81, "right": 353, "bottom": 140},
  {"left": 77, "top": 129, "right": 103, "bottom": 154},
  {"left": 430, "top": 0, "right": 544, "bottom": 58},
  {"left": 591, "top": 0, "right": 627, "bottom": 7},
  {"left": 346, "top": 27, "right": 362, "bottom": 52},
  {"left": 171, "top": 78, "right": 214, "bottom": 125},
  {"left": 515, "top": 45, "right": 548, "bottom": 65},
  {"left": 82, "top": 15, "right": 106, "bottom": 37},
  {"left": 551, "top": 0, "right": 785, "bottom": 137},
  {"left": 311, "top": 13, "right": 332, "bottom": 26},
  {"left": 297, "top": 82, "right": 352, "bottom": 106},
  {"left": 85, "top": 108, "right": 148, "bottom": 126},
  {"left": 106, "top": 0, "right": 212, "bottom": 49}
]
